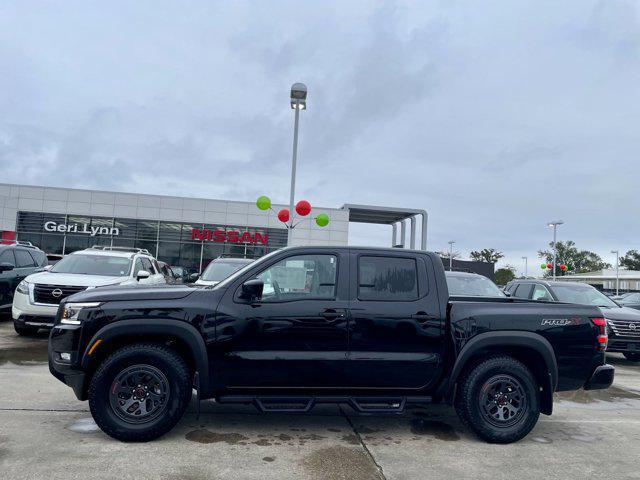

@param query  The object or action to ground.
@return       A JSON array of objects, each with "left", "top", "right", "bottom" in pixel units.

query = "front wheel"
[
  {"left": 455, "top": 355, "right": 540, "bottom": 443},
  {"left": 623, "top": 352, "right": 640, "bottom": 362},
  {"left": 88, "top": 343, "right": 192, "bottom": 442}
]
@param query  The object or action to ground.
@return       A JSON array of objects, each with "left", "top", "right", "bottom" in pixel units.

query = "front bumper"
[
  {"left": 48, "top": 323, "right": 87, "bottom": 400},
  {"left": 584, "top": 364, "right": 615, "bottom": 390},
  {"left": 12, "top": 290, "right": 58, "bottom": 324}
]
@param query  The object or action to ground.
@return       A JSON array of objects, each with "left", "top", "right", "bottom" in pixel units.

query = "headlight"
[
  {"left": 16, "top": 280, "right": 29, "bottom": 294},
  {"left": 61, "top": 302, "right": 101, "bottom": 325}
]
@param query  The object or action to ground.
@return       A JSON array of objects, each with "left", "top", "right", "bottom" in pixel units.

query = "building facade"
[
  {"left": 556, "top": 269, "right": 640, "bottom": 292},
  {"left": 0, "top": 183, "right": 350, "bottom": 272}
]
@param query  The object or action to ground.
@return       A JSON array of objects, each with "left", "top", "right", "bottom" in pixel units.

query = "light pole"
[
  {"left": 522, "top": 256, "right": 528, "bottom": 278},
  {"left": 288, "top": 83, "right": 307, "bottom": 245},
  {"left": 611, "top": 250, "right": 619, "bottom": 295},
  {"left": 547, "top": 220, "right": 564, "bottom": 280},
  {"left": 448, "top": 240, "right": 455, "bottom": 271}
]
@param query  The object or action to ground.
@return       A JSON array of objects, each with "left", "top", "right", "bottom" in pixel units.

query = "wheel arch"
[
  {"left": 442, "top": 331, "right": 557, "bottom": 415},
  {"left": 80, "top": 319, "right": 211, "bottom": 399}
]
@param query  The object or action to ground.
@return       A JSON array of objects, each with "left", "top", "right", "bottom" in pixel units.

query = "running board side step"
[{"left": 216, "top": 395, "right": 432, "bottom": 414}]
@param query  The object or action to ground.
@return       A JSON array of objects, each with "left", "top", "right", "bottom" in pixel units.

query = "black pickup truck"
[{"left": 49, "top": 246, "right": 614, "bottom": 443}]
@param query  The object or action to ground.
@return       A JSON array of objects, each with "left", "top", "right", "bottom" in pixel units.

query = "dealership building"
[{"left": 0, "top": 183, "right": 427, "bottom": 272}]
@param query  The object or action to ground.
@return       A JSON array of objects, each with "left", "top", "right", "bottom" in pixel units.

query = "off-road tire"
[
  {"left": 455, "top": 355, "right": 540, "bottom": 444},
  {"left": 623, "top": 352, "right": 640, "bottom": 362},
  {"left": 14, "top": 323, "right": 39, "bottom": 336},
  {"left": 88, "top": 343, "right": 192, "bottom": 442}
]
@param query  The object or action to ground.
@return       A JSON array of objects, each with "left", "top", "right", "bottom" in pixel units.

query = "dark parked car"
[
  {"left": 506, "top": 280, "right": 640, "bottom": 362},
  {"left": 157, "top": 261, "right": 179, "bottom": 284},
  {"left": 49, "top": 246, "right": 613, "bottom": 443},
  {"left": 0, "top": 242, "right": 47, "bottom": 315}
]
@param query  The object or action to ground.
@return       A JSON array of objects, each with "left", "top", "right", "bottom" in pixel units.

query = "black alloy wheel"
[
  {"left": 109, "top": 364, "right": 170, "bottom": 424},
  {"left": 478, "top": 374, "right": 528, "bottom": 428}
]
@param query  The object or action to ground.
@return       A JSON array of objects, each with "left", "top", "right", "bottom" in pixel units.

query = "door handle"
[
  {"left": 411, "top": 312, "right": 437, "bottom": 323},
  {"left": 320, "top": 309, "right": 344, "bottom": 320}
]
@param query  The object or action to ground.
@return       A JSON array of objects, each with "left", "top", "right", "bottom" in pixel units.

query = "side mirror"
[
  {"left": 188, "top": 273, "right": 200, "bottom": 282},
  {"left": 0, "top": 262, "right": 14, "bottom": 273},
  {"left": 136, "top": 270, "right": 151, "bottom": 281},
  {"left": 240, "top": 278, "right": 263, "bottom": 301}
]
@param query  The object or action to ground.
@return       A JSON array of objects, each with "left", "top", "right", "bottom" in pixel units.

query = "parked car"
[
  {"left": 48, "top": 246, "right": 613, "bottom": 444},
  {"left": 169, "top": 266, "right": 196, "bottom": 284},
  {"left": 445, "top": 271, "right": 505, "bottom": 297},
  {"left": 12, "top": 246, "right": 166, "bottom": 335},
  {"left": 194, "top": 257, "right": 254, "bottom": 286},
  {"left": 506, "top": 280, "right": 640, "bottom": 362},
  {"left": 46, "top": 253, "right": 64, "bottom": 266},
  {"left": 617, "top": 292, "right": 640, "bottom": 311},
  {"left": 0, "top": 242, "right": 47, "bottom": 315}
]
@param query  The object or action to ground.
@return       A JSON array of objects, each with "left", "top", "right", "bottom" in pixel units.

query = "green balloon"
[
  {"left": 315, "top": 213, "right": 329, "bottom": 227},
  {"left": 256, "top": 196, "right": 271, "bottom": 211},
  {"left": 541, "top": 263, "right": 547, "bottom": 269}
]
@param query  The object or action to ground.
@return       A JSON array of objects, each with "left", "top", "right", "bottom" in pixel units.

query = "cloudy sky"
[{"left": 1, "top": 0, "right": 639, "bottom": 273}]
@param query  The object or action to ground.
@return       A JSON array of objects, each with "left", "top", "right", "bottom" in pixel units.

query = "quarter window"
[
  {"left": 358, "top": 256, "right": 419, "bottom": 301},
  {"left": 532, "top": 284, "right": 553, "bottom": 301},
  {"left": 256, "top": 254, "right": 337, "bottom": 302}
]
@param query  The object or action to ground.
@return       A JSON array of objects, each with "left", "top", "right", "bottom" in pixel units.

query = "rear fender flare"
[
  {"left": 443, "top": 331, "right": 558, "bottom": 415},
  {"left": 81, "top": 319, "right": 211, "bottom": 396}
]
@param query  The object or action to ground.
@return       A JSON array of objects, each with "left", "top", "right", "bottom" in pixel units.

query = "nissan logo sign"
[{"left": 52, "top": 288, "right": 63, "bottom": 298}]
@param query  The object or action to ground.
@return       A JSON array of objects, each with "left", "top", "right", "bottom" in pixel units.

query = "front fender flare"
[
  {"left": 81, "top": 319, "right": 211, "bottom": 397},
  {"left": 441, "top": 331, "right": 558, "bottom": 415}
]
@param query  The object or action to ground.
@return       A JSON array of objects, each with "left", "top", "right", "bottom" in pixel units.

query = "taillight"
[{"left": 591, "top": 317, "right": 607, "bottom": 351}]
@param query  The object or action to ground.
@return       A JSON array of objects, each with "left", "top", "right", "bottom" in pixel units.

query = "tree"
[
  {"left": 470, "top": 248, "right": 504, "bottom": 263},
  {"left": 620, "top": 250, "right": 640, "bottom": 270},
  {"left": 494, "top": 266, "right": 516, "bottom": 286},
  {"left": 538, "top": 240, "right": 611, "bottom": 277}
]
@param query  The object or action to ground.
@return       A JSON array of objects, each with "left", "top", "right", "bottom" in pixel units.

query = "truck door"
[
  {"left": 347, "top": 251, "right": 445, "bottom": 390},
  {"left": 212, "top": 249, "right": 350, "bottom": 389}
]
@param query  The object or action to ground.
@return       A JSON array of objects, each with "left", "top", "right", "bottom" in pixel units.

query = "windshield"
[
  {"left": 215, "top": 249, "right": 281, "bottom": 289},
  {"left": 621, "top": 293, "right": 640, "bottom": 303},
  {"left": 201, "top": 260, "right": 251, "bottom": 282},
  {"left": 552, "top": 284, "right": 618, "bottom": 308},
  {"left": 50, "top": 254, "right": 132, "bottom": 277},
  {"left": 446, "top": 274, "right": 505, "bottom": 297}
]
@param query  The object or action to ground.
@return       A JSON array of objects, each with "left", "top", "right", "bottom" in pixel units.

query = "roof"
[
  {"left": 341, "top": 204, "right": 426, "bottom": 224},
  {"left": 510, "top": 279, "right": 590, "bottom": 287}
]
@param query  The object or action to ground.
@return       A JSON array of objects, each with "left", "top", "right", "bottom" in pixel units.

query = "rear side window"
[
  {"left": 532, "top": 284, "right": 553, "bottom": 301},
  {"left": 29, "top": 250, "right": 47, "bottom": 267},
  {"left": 513, "top": 283, "right": 532, "bottom": 299},
  {"left": 0, "top": 250, "right": 16, "bottom": 266},
  {"left": 14, "top": 249, "right": 36, "bottom": 268},
  {"left": 358, "top": 256, "right": 418, "bottom": 301}
]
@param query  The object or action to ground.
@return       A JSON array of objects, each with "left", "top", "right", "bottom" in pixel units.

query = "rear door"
[{"left": 347, "top": 250, "right": 445, "bottom": 390}]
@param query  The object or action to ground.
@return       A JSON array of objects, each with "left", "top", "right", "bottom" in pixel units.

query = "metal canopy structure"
[{"left": 341, "top": 204, "right": 428, "bottom": 250}]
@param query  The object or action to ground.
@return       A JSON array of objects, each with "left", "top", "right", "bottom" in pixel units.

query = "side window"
[
  {"left": 256, "top": 254, "right": 337, "bottom": 302},
  {"left": 133, "top": 258, "right": 144, "bottom": 276},
  {"left": 0, "top": 250, "right": 16, "bottom": 267},
  {"left": 513, "top": 283, "right": 532, "bottom": 299},
  {"left": 14, "top": 249, "right": 36, "bottom": 268},
  {"left": 358, "top": 256, "right": 419, "bottom": 301},
  {"left": 28, "top": 250, "right": 46, "bottom": 267},
  {"left": 532, "top": 284, "right": 553, "bottom": 301},
  {"left": 141, "top": 258, "right": 156, "bottom": 274}
]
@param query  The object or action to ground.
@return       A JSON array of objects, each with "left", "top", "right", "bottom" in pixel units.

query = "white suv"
[{"left": 12, "top": 246, "right": 166, "bottom": 335}]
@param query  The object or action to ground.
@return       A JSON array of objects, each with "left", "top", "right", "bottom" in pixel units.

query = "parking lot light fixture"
[
  {"left": 611, "top": 250, "right": 619, "bottom": 295},
  {"left": 288, "top": 82, "right": 307, "bottom": 245},
  {"left": 547, "top": 221, "right": 564, "bottom": 280},
  {"left": 522, "top": 256, "right": 528, "bottom": 278},
  {"left": 448, "top": 240, "right": 455, "bottom": 271}
]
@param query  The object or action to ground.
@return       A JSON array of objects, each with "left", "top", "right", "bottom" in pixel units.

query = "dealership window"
[{"left": 358, "top": 256, "right": 419, "bottom": 301}]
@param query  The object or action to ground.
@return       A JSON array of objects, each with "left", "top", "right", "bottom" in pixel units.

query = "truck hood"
[
  {"left": 600, "top": 306, "right": 640, "bottom": 321},
  {"left": 65, "top": 284, "right": 196, "bottom": 303},
  {"left": 25, "top": 271, "right": 128, "bottom": 287}
]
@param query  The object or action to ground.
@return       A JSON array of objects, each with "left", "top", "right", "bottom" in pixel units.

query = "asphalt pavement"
[{"left": 1, "top": 319, "right": 639, "bottom": 480}]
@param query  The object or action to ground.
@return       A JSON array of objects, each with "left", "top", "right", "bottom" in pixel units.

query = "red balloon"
[
  {"left": 547, "top": 263, "right": 553, "bottom": 269},
  {"left": 295, "top": 200, "right": 311, "bottom": 217},
  {"left": 560, "top": 264, "right": 566, "bottom": 271},
  {"left": 277, "top": 208, "right": 290, "bottom": 223}
]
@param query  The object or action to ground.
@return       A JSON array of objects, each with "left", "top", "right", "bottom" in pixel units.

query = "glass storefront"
[{"left": 15, "top": 211, "right": 287, "bottom": 272}]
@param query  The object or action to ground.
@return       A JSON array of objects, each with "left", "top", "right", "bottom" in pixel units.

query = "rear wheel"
[
  {"left": 455, "top": 355, "right": 540, "bottom": 443},
  {"left": 14, "top": 323, "right": 39, "bottom": 336},
  {"left": 88, "top": 343, "right": 192, "bottom": 442},
  {"left": 623, "top": 352, "right": 640, "bottom": 362}
]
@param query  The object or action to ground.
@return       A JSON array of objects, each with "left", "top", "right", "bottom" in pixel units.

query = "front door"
[
  {"left": 0, "top": 249, "right": 18, "bottom": 307},
  {"left": 212, "top": 250, "right": 350, "bottom": 390},
  {"left": 347, "top": 251, "right": 445, "bottom": 391}
]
